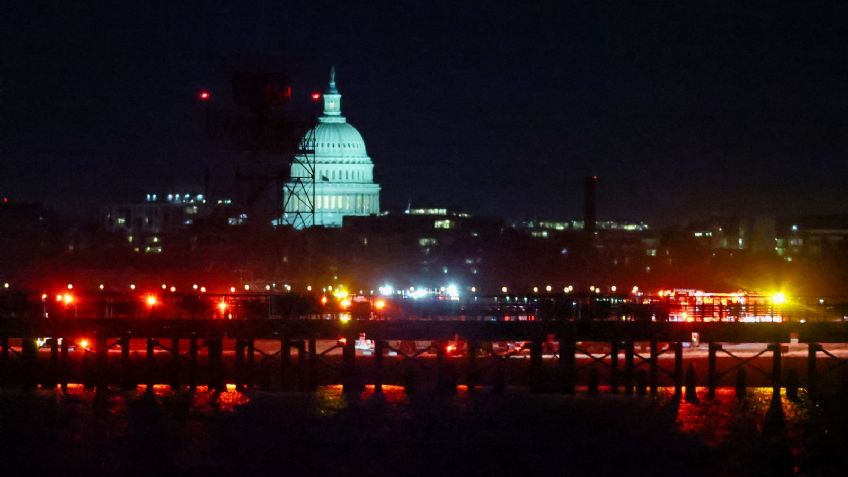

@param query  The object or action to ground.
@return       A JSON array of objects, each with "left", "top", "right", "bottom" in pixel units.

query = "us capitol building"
[{"left": 282, "top": 67, "right": 381, "bottom": 228}]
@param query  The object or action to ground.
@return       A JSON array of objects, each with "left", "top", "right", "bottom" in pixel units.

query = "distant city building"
[
  {"left": 103, "top": 193, "right": 206, "bottom": 253},
  {"left": 519, "top": 219, "right": 649, "bottom": 238},
  {"left": 281, "top": 67, "right": 380, "bottom": 228},
  {"left": 775, "top": 216, "right": 848, "bottom": 259}
]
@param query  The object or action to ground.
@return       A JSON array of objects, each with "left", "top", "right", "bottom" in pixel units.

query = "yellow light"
[
  {"left": 333, "top": 289, "right": 348, "bottom": 299},
  {"left": 545, "top": 285, "right": 552, "bottom": 292},
  {"left": 532, "top": 287, "right": 539, "bottom": 293},
  {"left": 320, "top": 296, "right": 328, "bottom": 305},
  {"left": 79, "top": 339, "right": 89, "bottom": 349},
  {"left": 771, "top": 292, "right": 787, "bottom": 305},
  {"left": 340, "top": 298, "right": 352, "bottom": 309},
  {"left": 146, "top": 295, "right": 158, "bottom": 306},
  {"left": 56, "top": 294, "right": 63, "bottom": 302},
  {"left": 217, "top": 301, "right": 227, "bottom": 313},
  {"left": 374, "top": 299, "right": 386, "bottom": 310},
  {"left": 63, "top": 293, "right": 73, "bottom": 305},
  {"left": 244, "top": 284, "right": 250, "bottom": 291},
  {"left": 306, "top": 285, "right": 312, "bottom": 292},
  {"left": 339, "top": 313, "right": 351, "bottom": 323},
  {"left": 200, "top": 286, "right": 207, "bottom": 293}
]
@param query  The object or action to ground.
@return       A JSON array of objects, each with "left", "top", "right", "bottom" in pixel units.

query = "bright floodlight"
[
  {"left": 771, "top": 292, "right": 787, "bottom": 305},
  {"left": 446, "top": 284, "right": 459, "bottom": 299},
  {"left": 146, "top": 295, "right": 158, "bottom": 306}
]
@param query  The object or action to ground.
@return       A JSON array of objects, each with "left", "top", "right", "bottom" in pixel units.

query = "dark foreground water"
[{"left": 1, "top": 385, "right": 847, "bottom": 476}]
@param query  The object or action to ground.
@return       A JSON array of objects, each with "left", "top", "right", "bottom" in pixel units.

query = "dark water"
[{"left": 1, "top": 385, "right": 846, "bottom": 476}]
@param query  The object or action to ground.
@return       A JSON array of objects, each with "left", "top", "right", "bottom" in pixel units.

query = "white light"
[
  {"left": 411, "top": 289, "right": 428, "bottom": 299},
  {"left": 3, "top": 282, "right": 9, "bottom": 289},
  {"left": 67, "top": 283, "right": 73, "bottom": 290},
  {"left": 446, "top": 284, "right": 459, "bottom": 298},
  {"left": 532, "top": 286, "right": 539, "bottom": 293},
  {"left": 471, "top": 286, "right": 477, "bottom": 293},
  {"left": 611, "top": 285, "right": 617, "bottom": 293},
  {"left": 99, "top": 284, "right": 104, "bottom": 290},
  {"left": 378, "top": 285, "right": 394, "bottom": 296},
  {"left": 192, "top": 284, "right": 198, "bottom": 290},
  {"left": 545, "top": 285, "right": 552, "bottom": 292},
  {"left": 130, "top": 284, "right": 136, "bottom": 290},
  {"left": 265, "top": 285, "right": 271, "bottom": 291},
  {"left": 501, "top": 286, "right": 508, "bottom": 293},
  {"left": 244, "top": 284, "right": 250, "bottom": 291}
]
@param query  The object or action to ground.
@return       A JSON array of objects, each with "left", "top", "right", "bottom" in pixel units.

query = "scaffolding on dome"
[{"left": 282, "top": 127, "right": 317, "bottom": 229}]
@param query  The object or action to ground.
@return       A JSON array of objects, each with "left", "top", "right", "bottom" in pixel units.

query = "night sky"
[{"left": 3, "top": 1, "right": 847, "bottom": 224}]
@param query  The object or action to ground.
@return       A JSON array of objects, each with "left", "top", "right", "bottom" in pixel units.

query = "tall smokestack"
[{"left": 584, "top": 175, "right": 597, "bottom": 237}]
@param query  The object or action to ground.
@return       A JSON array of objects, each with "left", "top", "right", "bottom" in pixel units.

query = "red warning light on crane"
[
  {"left": 310, "top": 91, "right": 321, "bottom": 101},
  {"left": 198, "top": 90, "right": 211, "bottom": 101}
]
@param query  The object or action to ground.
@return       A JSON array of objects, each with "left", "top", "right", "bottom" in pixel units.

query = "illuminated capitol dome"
[{"left": 282, "top": 67, "right": 380, "bottom": 228}]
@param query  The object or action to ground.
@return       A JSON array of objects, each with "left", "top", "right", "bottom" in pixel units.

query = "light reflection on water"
[{"left": 9, "top": 383, "right": 824, "bottom": 474}]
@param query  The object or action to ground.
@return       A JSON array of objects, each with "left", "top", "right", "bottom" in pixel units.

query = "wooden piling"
[
  {"left": 466, "top": 339, "right": 478, "bottom": 394},
  {"left": 674, "top": 342, "right": 683, "bottom": 399},
  {"left": 280, "top": 336, "right": 290, "bottom": 390},
  {"left": 146, "top": 337, "right": 155, "bottom": 392},
  {"left": 342, "top": 335, "right": 361, "bottom": 393},
  {"left": 649, "top": 339, "right": 658, "bottom": 396},
  {"left": 208, "top": 336, "right": 224, "bottom": 392},
  {"left": 807, "top": 342, "right": 818, "bottom": 398},
  {"left": 610, "top": 341, "right": 619, "bottom": 394},
  {"left": 234, "top": 337, "right": 245, "bottom": 389},
  {"left": 60, "top": 337, "right": 69, "bottom": 393},
  {"left": 188, "top": 335, "right": 198, "bottom": 393},
  {"left": 170, "top": 337, "right": 181, "bottom": 391},
  {"left": 21, "top": 335, "right": 38, "bottom": 390},
  {"left": 307, "top": 336, "right": 318, "bottom": 392},
  {"left": 685, "top": 363, "right": 698, "bottom": 401},
  {"left": 708, "top": 342, "right": 720, "bottom": 399},
  {"left": 770, "top": 343, "right": 782, "bottom": 399},
  {"left": 735, "top": 367, "right": 747, "bottom": 400},
  {"left": 120, "top": 335, "right": 133, "bottom": 391},
  {"left": 624, "top": 341, "right": 634, "bottom": 396},
  {"left": 559, "top": 335, "right": 576, "bottom": 395},
  {"left": 49, "top": 335, "right": 59, "bottom": 388},
  {"left": 374, "top": 340, "right": 385, "bottom": 394},
  {"left": 95, "top": 333, "right": 108, "bottom": 392},
  {"left": 246, "top": 338, "right": 255, "bottom": 389},
  {"left": 529, "top": 338, "right": 544, "bottom": 393}
]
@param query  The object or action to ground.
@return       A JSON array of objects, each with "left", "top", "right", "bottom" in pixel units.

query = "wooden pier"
[{"left": 1, "top": 317, "right": 848, "bottom": 398}]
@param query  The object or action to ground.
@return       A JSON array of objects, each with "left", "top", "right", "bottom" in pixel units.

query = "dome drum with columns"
[{"left": 282, "top": 67, "right": 380, "bottom": 228}]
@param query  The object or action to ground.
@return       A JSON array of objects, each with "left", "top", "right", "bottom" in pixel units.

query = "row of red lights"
[{"left": 197, "top": 90, "right": 322, "bottom": 102}]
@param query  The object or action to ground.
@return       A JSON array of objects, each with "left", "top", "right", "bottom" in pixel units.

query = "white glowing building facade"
[{"left": 282, "top": 67, "right": 380, "bottom": 228}]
